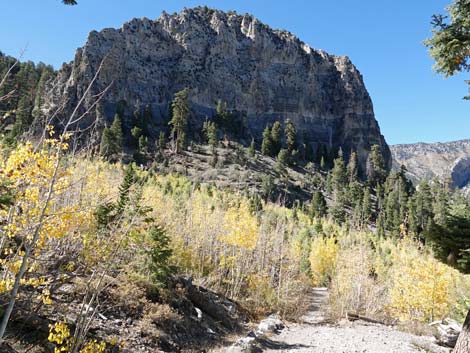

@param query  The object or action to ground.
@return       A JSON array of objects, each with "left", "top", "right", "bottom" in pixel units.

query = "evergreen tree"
[
  {"left": 216, "top": 100, "right": 230, "bottom": 128},
  {"left": 285, "top": 119, "right": 297, "bottom": 153},
  {"left": 415, "top": 179, "right": 434, "bottom": 231},
  {"left": 116, "top": 164, "right": 136, "bottom": 215},
  {"left": 146, "top": 225, "right": 173, "bottom": 286},
  {"left": 407, "top": 196, "right": 418, "bottom": 235},
  {"left": 202, "top": 120, "right": 218, "bottom": 147},
  {"left": 311, "top": 191, "right": 327, "bottom": 219},
  {"left": 261, "top": 125, "right": 274, "bottom": 156},
  {"left": 261, "top": 175, "right": 275, "bottom": 202},
  {"left": 100, "top": 114, "right": 123, "bottom": 160},
  {"left": 131, "top": 126, "right": 143, "bottom": 147},
  {"left": 9, "top": 96, "right": 32, "bottom": 140},
  {"left": 277, "top": 148, "right": 289, "bottom": 167},
  {"left": 110, "top": 114, "right": 123, "bottom": 148},
  {"left": 366, "top": 144, "right": 387, "bottom": 187},
  {"left": 362, "top": 187, "right": 372, "bottom": 224},
  {"left": 377, "top": 211, "right": 385, "bottom": 237},
  {"left": 320, "top": 156, "right": 326, "bottom": 171},
  {"left": 248, "top": 138, "right": 256, "bottom": 157},
  {"left": 347, "top": 151, "right": 359, "bottom": 183},
  {"left": 271, "top": 121, "right": 282, "bottom": 155},
  {"left": 158, "top": 131, "right": 166, "bottom": 151},
  {"left": 424, "top": 0, "right": 470, "bottom": 98},
  {"left": 330, "top": 156, "right": 348, "bottom": 224},
  {"left": 169, "top": 88, "right": 190, "bottom": 153}
]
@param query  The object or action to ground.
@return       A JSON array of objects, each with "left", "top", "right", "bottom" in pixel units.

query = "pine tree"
[
  {"left": 347, "top": 151, "right": 359, "bottom": 183},
  {"left": 9, "top": 96, "right": 32, "bottom": 140},
  {"left": 366, "top": 144, "right": 387, "bottom": 187},
  {"left": 415, "top": 179, "right": 434, "bottom": 231},
  {"left": 285, "top": 119, "right": 297, "bottom": 153},
  {"left": 311, "top": 191, "right": 327, "bottom": 219},
  {"left": 277, "top": 148, "right": 289, "bottom": 166},
  {"left": 146, "top": 225, "right": 173, "bottom": 286},
  {"left": 131, "top": 126, "right": 143, "bottom": 147},
  {"left": 203, "top": 120, "right": 218, "bottom": 147},
  {"left": 362, "top": 187, "right": 372, "bottom": 224},
  {"left": 216, "top": 100, "right": 230, "bottom": 128},
  {"left": 116, "top": 164, "right": 136, "bottom": 215},
  {"left": 110, "top": 114, "right": 123, "bottom": 148},
  {"left": 169, "top": 88, "right": 190, "bottom": 153},
  {"left": 271, "top": 121, "right": 282, "bottom": 155},
  {"left": 158, "top": 131, "right": 166, "bottom": 151},
  {"left": 100, "top": 114, "right": 123, "bottom": 160},
  {"left": 248, "top": 138, "right": 256, "bottom": 157},
  {"left": 261, "top": 125, "right": 273, "bottom": 156},
  {"left": 320, "top": 156, "right": 326, "bottom": 171},
  {"left": 377, "top": 211, "right": 385, "bottom": 237}
]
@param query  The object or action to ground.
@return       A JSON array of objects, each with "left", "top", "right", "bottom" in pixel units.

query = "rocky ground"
[{"left": 218, "top": 288, "right": 451, "bottom": 353}]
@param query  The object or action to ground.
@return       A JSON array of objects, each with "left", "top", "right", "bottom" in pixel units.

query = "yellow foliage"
[
  {"left": 48, "top": 322, "right": 107, "bottom": 353},
  {"left": 389, "top": 241, "right": 459, "bottom": 322},
  {"left": 309, "top": 236, "right": 339, "bottom": 286},
  {"left": 223, "top": 200, "right": 258, "bottom": 250}
]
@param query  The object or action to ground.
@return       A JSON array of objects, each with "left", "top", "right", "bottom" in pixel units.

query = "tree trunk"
[{"left": 454, "top": 309, "right": 470, "bottom": 353}]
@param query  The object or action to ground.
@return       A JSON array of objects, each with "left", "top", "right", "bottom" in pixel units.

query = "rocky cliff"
[
  {"left": 42, "top": 6, "right": 390, "bottom": 169},
  {"left": 391, "top": 139, "right": 470, "bottom": 189}
]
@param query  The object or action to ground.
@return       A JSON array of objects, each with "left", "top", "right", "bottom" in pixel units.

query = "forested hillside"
[{"left": 0, "top": 5, "right": 469, "bottom": 353}]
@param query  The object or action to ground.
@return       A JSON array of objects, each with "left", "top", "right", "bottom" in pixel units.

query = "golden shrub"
[{"left": 309, "top": 236, "right": 339, "bottom": 286}]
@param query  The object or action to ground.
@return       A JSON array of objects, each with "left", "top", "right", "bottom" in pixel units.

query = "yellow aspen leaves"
[
  {"left": 389, "top": 242, "right": 458, "bottom": 322},
  {"left": 48, "top": 322, "right": 107, "bottom": 353},
  {"left": 223, "top": 200, "right": 258, "bottom": 250},
  {"left": 309, "top": 236, "right": 339, "bottom": 286}
]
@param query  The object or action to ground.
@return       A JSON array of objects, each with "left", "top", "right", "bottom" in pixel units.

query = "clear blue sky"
[{"left": 0, "top": 0, "right": 468, "bottom": 145}]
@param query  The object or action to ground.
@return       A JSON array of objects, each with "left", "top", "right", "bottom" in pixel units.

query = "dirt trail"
[{"left": 260, "top": 288, "right": 450, "bottom": 353}]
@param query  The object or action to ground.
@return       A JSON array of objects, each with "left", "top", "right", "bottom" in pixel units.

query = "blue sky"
[{"left": 0, "top": 0, "right": 468, "bottom": 144}]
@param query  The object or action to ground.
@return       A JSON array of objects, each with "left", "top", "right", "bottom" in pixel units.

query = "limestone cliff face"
[
  {"left": 43, "top": 7, "right": 390, "bottom": 169},
  {"left": 391, "top": 140, "right": 470, "bottom": 190}
]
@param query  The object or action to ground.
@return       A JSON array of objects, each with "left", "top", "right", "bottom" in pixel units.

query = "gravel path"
[{"left": 261, "top": 288, "right": 450, "bottom": 353}]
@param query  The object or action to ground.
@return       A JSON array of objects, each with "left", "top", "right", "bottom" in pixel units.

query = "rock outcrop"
[
  {"left": 391, "top": 139, "right": 470, "bottom": 189},
  {"left": 43, "top": 6, "right": 390, "bottom": 170}
]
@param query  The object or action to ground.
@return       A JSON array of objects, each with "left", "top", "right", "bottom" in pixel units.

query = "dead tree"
[{"left": 454, "top": 309, "right": 470, "bottom": 353}]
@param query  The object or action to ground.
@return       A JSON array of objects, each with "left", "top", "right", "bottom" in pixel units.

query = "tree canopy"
[{"left": 425, "top": 0, "right": 470, "bottom": 97}]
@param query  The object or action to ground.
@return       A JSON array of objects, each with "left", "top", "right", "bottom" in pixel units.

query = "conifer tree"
[
  {"left": 158, "top": 131, "right": 166, "bottom": 151},
  {"left": 203, "top": 120, "right": 218, "bottom": 147},
  {"left": 261, "top": 125, "right": 274, "bottom": 156},
  {"left": 110, "top": 114, "right": 123, "bottom": 147},
  {"left": 248, "top": 138, "right": 256, "bottom": 157},
  {"left": 362, "top": 187, "right": 372, "bottom": 224},
  {"left": 100, "top": 114, "right": 123, "bottom": 160},
  {"left": 311, "top": 191, "right": 327, "bottom": 219},
  {"left": 271, "top": 121, "right": 282, "bottom": 155},
  {"left": 9, "top": 96, "right": 32, "bottom": 140},
  {"left": 320, "top": 156, "right": 326, "bottom": 171},
  {"left": 366, "top": 144, "right": 387, "bottom": 187},
  {"left": 116, "top": 164, "right": 136, "bottom": 215},
  {"left": 347, "top": 151, "right": 359, "bottom": 183},
  {"left": 169, "top": 88, "right": 190, "bottom": 153},
  {"left": 285, "top": 119, "right": 297, "bottom": 153},
  {"left": 415, "top": 179, "right": 433, "bottom": 231},
  {"left": 277, "top": 148, "right": 289, "bottom": 167},
  {"left": 146, "top": 225, "right": 173, "bottom": 285}
]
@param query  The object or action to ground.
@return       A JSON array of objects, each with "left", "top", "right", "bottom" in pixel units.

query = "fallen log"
[{"left": 347, "top": 312, "right": 390, "bottom": 325}]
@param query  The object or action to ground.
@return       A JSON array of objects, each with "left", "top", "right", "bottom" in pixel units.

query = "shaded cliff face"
[
  {"left": 43, "top": 6, "right": 390, "bottom": 169},
  {"left": 391, "top": 139, "right": 470, "bottom": 189}
]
